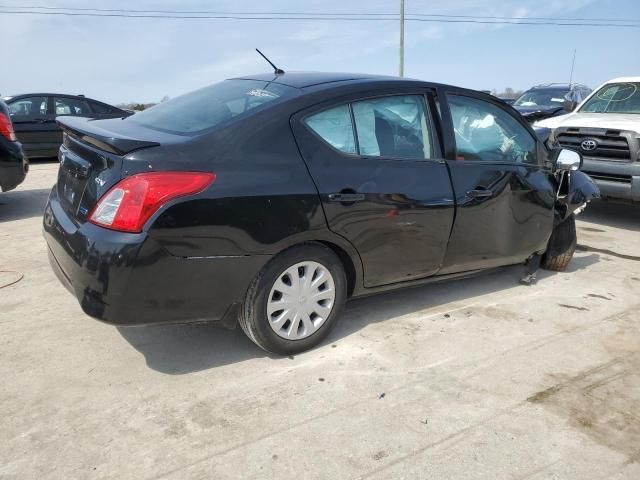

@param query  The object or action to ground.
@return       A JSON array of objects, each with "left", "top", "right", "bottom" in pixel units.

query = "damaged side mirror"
[
  {"left": 553, "top": 147, "right": 600, "bottom": 218},
  {"left": 555, "top": 148, "right": 582, "bottom": 172}
]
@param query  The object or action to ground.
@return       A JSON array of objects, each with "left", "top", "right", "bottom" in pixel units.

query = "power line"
[
  {"left": 0, "top": 9, "right": 639, "bottom": 28},
  {"left": 0, "top": 4, "right": 638, "bottom": 23}
]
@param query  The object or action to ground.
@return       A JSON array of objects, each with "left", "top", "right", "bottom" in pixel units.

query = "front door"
[
  {"left": 292, "top": 92, "right": 455, "bottom": 287},
  {"left": 439, "top": 92, "right": 556, "bottom": 274},
  {"left": 8, "top": 96, "right": 59, "bottom": 158}
]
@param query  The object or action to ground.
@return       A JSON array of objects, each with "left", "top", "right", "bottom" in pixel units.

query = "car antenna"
[{"left": 255, "top": 48, "right": 285, "bottom": 75}]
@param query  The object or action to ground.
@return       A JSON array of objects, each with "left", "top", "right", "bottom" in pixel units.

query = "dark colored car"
[
  {"left": 3, "top": 93, "right": 132, "bottom": 159},
  {"left": 513, "top": 83, "right": 592, "bottom": 122},
  {"left": 0, "top": 99, "right": 28, "bottom": 192},
  {"left": 43, "top": 72, "right": 598, "bottom": 355}
]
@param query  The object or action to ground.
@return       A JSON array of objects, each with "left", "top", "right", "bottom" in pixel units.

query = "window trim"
[
  {"left": 443, "top": 90, "right": 542, "bottom": 167},
  {"left": 299, "top": 90, "right": 443, "bottom": 163}
]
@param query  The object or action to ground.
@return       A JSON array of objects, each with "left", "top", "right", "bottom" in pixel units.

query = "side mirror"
[
  {"left": 555, "top": 148, "right": 583, "bottom": 171},
  {"left": 563, "top": 99, "right": 577, "bottom": 112}
]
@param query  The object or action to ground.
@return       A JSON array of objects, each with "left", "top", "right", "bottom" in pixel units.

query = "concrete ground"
[{"left": 1, "top": 161, "right": 639, "bottom": 480}]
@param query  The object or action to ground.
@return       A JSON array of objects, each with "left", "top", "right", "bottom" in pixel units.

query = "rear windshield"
[
  {"left": 130, "top": 79, "right": 299, "bottom": 134},
  {"left": 580, "top": 82, "right": 640, "bottom": 114}
]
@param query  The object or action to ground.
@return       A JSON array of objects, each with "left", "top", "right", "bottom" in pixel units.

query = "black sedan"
[
  {"left": 0, "top": 99, "right": 28, "bottom": 192},
  {"left": 43, "top": 72, "right": 598, "bottom": 355},
  {"left": 3, "top": 93, "right": 131, "bottom": 159}
]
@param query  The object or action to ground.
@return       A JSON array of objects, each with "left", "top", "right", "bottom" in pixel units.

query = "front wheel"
[
  {"left": 542, "top": 214, "right": 577, "bottom": 272},
  {"left": 239, "top": 244, "right": 347, "bottom": 355}
]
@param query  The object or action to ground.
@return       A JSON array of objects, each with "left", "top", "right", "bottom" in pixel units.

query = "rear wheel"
[
  {"left": 542, "top": 214, "right": 577, "bottom": 272},
  {"left": 239, "top": 244, "right": 347, "bottom": 355}
]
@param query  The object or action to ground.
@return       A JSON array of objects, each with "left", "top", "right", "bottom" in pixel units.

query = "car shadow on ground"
[
  {"left": 580, "top": 199, "right": 640, "bottom": 232},
  {"left": 0, "top": 188, "right": 51, "bottom": 222},
  {"left": 118, "top": 253, "right": 600, "bottom": 375}
]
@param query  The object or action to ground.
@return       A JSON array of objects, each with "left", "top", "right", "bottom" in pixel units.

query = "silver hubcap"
[{"left": 267, "top": 261, "right": 336, "bottom": 340}]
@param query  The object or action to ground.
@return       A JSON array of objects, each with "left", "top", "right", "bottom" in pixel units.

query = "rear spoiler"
[{"left": 57, "top": 116, "right": 160, "bottom": 155}]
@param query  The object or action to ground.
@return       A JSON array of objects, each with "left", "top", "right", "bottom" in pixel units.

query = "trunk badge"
[{"left": 95, "top": 177, "right": 106, "bottom": 187}]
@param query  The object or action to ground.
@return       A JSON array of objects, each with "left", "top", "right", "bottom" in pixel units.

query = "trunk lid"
[{"left": 56, "top": 116, "right": 174, "bottom": 223}]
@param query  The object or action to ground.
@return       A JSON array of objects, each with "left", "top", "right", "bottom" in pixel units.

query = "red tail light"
[
  {"left": 0, "top": 113, "right": 17, "bottom": 141},
  {"left": 89, "top": 171, "right": 215, "bottom": 233}
]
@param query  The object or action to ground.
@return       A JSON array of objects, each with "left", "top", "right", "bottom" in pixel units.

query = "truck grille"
[
  {"left": 582, "top": 171, "right": 632, "bottom": 184},
  {"left": 556, "top": 128, "right": 631, "bottom": 161}
]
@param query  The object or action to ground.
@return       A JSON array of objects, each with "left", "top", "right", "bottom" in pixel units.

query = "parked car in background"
[
  {"left": 3, "top": 94, "right": 132, "bottom": 159},
  {"left": 536, "top": 77, "right": 640, "bottom": 203},
  {"left": 43, "top": 72, "right": 598, "bottom": 355},
  {"left": 513, "top": 83, "right": 592, "bottom": 123},
  {"left": 0, "top": 99, "right": 28, "bottom": 192}
]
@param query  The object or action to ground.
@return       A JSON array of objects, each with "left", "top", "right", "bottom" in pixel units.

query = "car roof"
[
  {"left": 528, "top": 83, "right": 579, "bottom": 90},
  {"left": 8, "top": 93, "right": 84, "bottom": 97},
  {"left": 605, "top": 76, "right": 640, "bottom": 83},
  {"left": 6, "top": 93, "right": 112, "bottom": 103},
  {"left": 230, "top": 71, "right": 427, "bottom": 89}
]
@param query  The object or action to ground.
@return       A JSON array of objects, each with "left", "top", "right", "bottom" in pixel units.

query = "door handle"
[
  {"left": 467, "top": 188, "right": 493, "bottom": 199},
  {"left": 328, "top": 192, "right": 365, "bottom": 203}
]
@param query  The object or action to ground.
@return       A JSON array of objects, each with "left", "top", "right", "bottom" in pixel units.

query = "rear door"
[
  {"left": 8, "top": 96, "right": 59, "bottom": 158},
  {"left": 292, "top": 90, "right": 455, "bottom": 287},
  {"left": 438, "top": 91, "right": 556, "bottom": 274}
]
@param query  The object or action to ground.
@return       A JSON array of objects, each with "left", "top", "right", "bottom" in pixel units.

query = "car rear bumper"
[
  {"left": 0, "top": 141, "right": 28, "bottom": 192},
  {"left": 581, "top": 158, "right": 640, "bottom": 202},
  {"left": 43, "top": 187, "right": 270, "bottom": 326}
]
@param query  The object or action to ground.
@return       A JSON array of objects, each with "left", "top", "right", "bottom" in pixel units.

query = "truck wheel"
[
  {"left": 239, "top": 244, "right": 347, "bottom": 355},
  {"left": 542, "top": 214, "right": 577, "bottom": 272}
]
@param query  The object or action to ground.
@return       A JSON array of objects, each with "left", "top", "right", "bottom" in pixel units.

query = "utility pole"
[
  {"left": 569, "top": 49, "right": 576, "bottom": 85},
  {"left": 399, "top": 0, "right": 405, "bottom": 77}
]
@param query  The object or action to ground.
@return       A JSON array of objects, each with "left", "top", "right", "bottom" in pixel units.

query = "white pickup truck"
[{"left": 536, "top": 77, "right": 640, "bottom": 203}]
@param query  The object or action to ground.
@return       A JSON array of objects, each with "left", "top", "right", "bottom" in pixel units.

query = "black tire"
[
  {"left": 542, "top": 214, "right": 577, "bottom": 272},
  {"left": 239, "top": 243, "right": 347, "bottom": 355}
]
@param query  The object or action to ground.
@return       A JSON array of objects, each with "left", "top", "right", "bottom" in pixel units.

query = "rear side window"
[
  {"left": 304, "top": 105, "right": 356, "bottom": 154},
  {"left": 352, "top": 95, "right": 432, "bottom": 159},
  {"left": 131, "top": 80, "right": 299, "bottom": 134},
  {"left": 89, "top": 101, "right": 115, "bottom": 114},
  {"left": 303, "top": 94, "right": 434, "bottom": 160},
  {"left": 55, "top": 97, "right": 91, "bottom": 116},
  {"left": 447, "top": 94, "right": 537, "bottom": 165},
  {"left": 8, "top": 96, "right": 48, "bottom": 116}
]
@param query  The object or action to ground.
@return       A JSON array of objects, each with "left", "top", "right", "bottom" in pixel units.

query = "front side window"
[
  {"left": 447, "top": 94, "right": 537, "bottom": 164},
  {"left": 55, "top": 97, "right": 90, "bottom": 116},
  {"left": 8, "top": 96, "right": 48, "bottom": 116},
  {"left": 352, "top": 95, "right": 432, "bottom": 159},
  {"left": 580, "top": 82, "right": 640, "bottom": 114},
  {"left": 304, "top": 105, "right": 356, "bottom": 154},
  {"left": 131, "top": 79, "right": 299, "bottom": 134}
]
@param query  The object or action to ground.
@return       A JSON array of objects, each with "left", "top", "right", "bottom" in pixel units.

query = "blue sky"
[{"left": 1, "top": 0, "right": 638, "bottom": 104}]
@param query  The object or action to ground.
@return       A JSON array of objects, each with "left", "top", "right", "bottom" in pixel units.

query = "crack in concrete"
[{"left": 577, "top": 244, "right": 640, "bottom": 262}]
